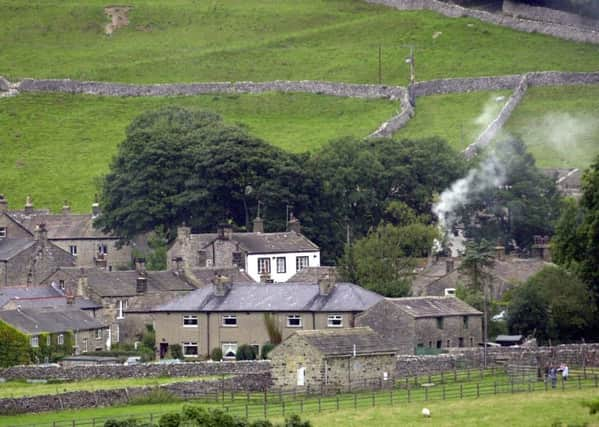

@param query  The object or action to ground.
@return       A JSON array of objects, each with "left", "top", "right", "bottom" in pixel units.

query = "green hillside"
[
  {"left": 0, "top": 92, "right": 396, "bottom": 212},
  {"left": 2, "top": 0, "right": 599, "bottom": 84}
]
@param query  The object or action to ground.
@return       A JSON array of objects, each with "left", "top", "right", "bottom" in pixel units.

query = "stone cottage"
[
  {"left": 0, "top": 194, "right": 131, "bottom": 269},
  {"left": 270, "top": 327, "right": 398, "bottom": 391},
  {"left": 148, "top": 276, "right": 382, "bottom": 360},
  {"left": 355, "top": 296, "right": 482, "bottom": 354},
  {"left": 0, "top": 223, "right": 75, "bottom": 287},
  {"left": 168, "top": 219, "right": 320, "bottom": 283}
]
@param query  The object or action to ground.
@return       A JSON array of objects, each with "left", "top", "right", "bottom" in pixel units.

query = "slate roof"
[
  {"left": 57, "top": 268, "right": 197, "bottom": 297},
  {"left": 0, "top": 286, "right": 100, "bottom": 310},
  {"left": 0, "top": 239, "right": 35, "bottom": 261},
  {"left": 388, "top": 296, "right": 481, "bottom": 318},
  {"left": 294, "top": 327, "right": 398, "bottom": 357},
  {"left": 191, "top": 267, "right": 255, "bottom": 284},
  {"left": 150, "top": 282, "right": 383, "bottom": 313},
  {"left": 287, "top": 266, "right": 337, "bottom": 282},
  {"left": 10, "top": 213, "right": 110, "bottom": 239},
  {"left": 194, "top": 231, "right": 319, "bottom": 254},
  {"left": 0, "top": 308, "right": 107, "bottom": 334}
]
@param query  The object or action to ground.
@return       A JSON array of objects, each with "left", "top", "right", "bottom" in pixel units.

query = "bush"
[
  {"left": 261, "top": 343, "right": 275, "bottom": 359},
  {"left": 210, "top": 347, "right": 223, "bottom": 361},
  {"left": 169, "top": 344, "right": 183, "bottom": 360},
  {"left": 104, "top": 419, "right": 154, "bottom": 427},
  {"left": 284, "top": 414, "right": 311, "bottom": 427},
  {"left": 129, "top": 389, "right": 181, "bottom": 406},
  {"left": 236, "top": 344, "right": 257, "bottom": 361},
  {"left": 158, "top": 413, "right": 180, "bottom": 427},
  {"left": 142, "top": 324, "right": 155, "bottom": 350},
  {"left": 139, "top": 346, "right": 155, "bottom": 363}
]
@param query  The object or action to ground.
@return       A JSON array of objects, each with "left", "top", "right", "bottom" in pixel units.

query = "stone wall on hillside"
[
  {"left": 502, "top": 0, "right": 599, "bottom": 30},
  {"left": 365, "top": 0, "right": 599, "bottom": 44},
  {"left": 0, "top": 360, "right": 271, "bottom": 381}
]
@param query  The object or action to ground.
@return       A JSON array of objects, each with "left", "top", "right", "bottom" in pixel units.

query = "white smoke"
[{"left": 474, "top": 96, "right": 506, "bottom": 129}]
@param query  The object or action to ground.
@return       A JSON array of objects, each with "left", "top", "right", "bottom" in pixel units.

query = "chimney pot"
[
  {"left": 252, "top": 216, "right": 264, "bottom": 233},
  {"left": 24, "top": 195, "right": 33, "bottom": 214},
  {"left": 35, "top": 223, "right": 48, "bottom": 242},
  {"left": 217, "top": 224, "right": 233, "bottom": 240},
  {"left": 212, "top": 274, "right": 230, "bottom": 296},
  {"left": 92, "top": 194, "right": 101, "bottom": 218},
  {"left": 135, "top": 257, "right": 146, "bottom": 273},
  {"left": 287, "top": 213, "right": 301, "bottom": 234},
  {"left": 318, "top": 273, "right": 336, "bottom": 296},
  {"left": 136, "top": 276, "right": 148, "bottom": 293},
  {"left": 62, "top": 200, "right": 71, "bottom": 215}
]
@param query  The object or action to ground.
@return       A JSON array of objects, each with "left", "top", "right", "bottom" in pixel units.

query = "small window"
[
  {"left": 287, "top": 314, "right": 302, "bottom": 328},
  {"left": 222, "top": 342, "right": 238, "bottom": 359},
  {"left": 276, "top": 257, "right": 286, "bottom": 274},
  {"left": 463, "top": 316, "right": 469, "bottom": 329},
  {"left": 458, "top": 337, "right": 464, "bottom": 348},
  {"left": 98, "top": 244, "right": 108, "bottom": 255},
  {"left": 58, "top": 334, "right": 64, "bottom": 345},
  {"left": 447, "top": 339, "right": 451, "bottom": 348},
  {"left": 428, "top": 341, "right": 432, "bottom": 348},
  {"left": 31, "top": 336, "right": 39, "bottom": 348},
  {"left": 436, "top": 317, "right": 444, "bottom": 330},
  {"left": 295, "top": 256, "right": 309, "bottom": 272},
  {"left": 69, "top": 245, "right": 78, "bottom": 256},
  {"left": 258, "top": 258, "right": 271, "bottom": 274},
  {"left": 0, "top": 227, "right": 6, "bottom": 238},
  {"left": 116, "top": 299, "right": 127, "bottom": 319},
  {"left": 222, "top": 314, "right": 237, "bottom": 327},
  {"left": 59, "top": 280, "right": 65, "bottom": 291},
  {"left": 183, "top": 315, "right": 198, "bottom": 327},
  {"left": 436, "top": 340, "right": 442, "bottom": 349},
  {"left": 198, "top": 250, "right": 207, "bottom": 267},
  {"left": 83, "top": 338, "right": 88, "bottom": 353},
  {"left": 183, "top": 342, "right": 198, "bottom": 357},
  {"left": 327, "top": 314, "right": 343, "bottom": 328},
  {"left": 470, "top": 337, "right": 474, "bottom": 347},
  {"left": 95, "top": 329, "right": 102, "bottom": 340}
]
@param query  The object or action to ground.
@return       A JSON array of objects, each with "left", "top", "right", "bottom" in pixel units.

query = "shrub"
[
  {"left": 142, "top": 324, "right": 155, "bottom": 350},
  {"left": 210, "top": 347, "right": 223, "bottom": 361},
  {"left": 284, "top": 414, "right": 311, "bottom": 427},
  {"left": 129, "top": 389, "right": 181, "bottom": 405},
  {"left": 261, "top": 343, "right": 275, "bottom": 359},
  {"left": 169, "top": 344, "right": 183, "bottom": 360},
  {"left": 104, "top": 419, "right": 154, "bottom": 427},
  {"left": 139, "top": 346, "right": 155, "bottom": 363},
  {"left": 158, "top": 413, "right": 180, "bottom": 427},
  {"left": 236, "top": 344, "right": 257, "bottom": 361}
]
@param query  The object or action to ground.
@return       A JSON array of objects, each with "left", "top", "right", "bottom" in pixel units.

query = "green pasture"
[
  {"left": 2, "top": 0, "right": 599, "bottom": 84},
  {"left": 0, "top": 92, "right": 396, "bottom": 212}
]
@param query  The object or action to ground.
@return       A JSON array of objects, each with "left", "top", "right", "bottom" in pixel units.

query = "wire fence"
[{"left": 6, "top": 367, "right": 599, "bottom": 427}]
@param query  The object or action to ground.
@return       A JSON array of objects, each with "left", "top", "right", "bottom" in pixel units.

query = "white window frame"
[
  {"left": 59, "top": 280, "right": 65, "bottom": 291},
  {"left": 182, "top": 342, "right": 199, "bottom": 357},
  {"left": 183, "top": 315, "right": 199, "bottom": 327},
  {"left": 58, "top": 334, "right": 65, "bottom": 345},
  {"left": 0, "top": 227, "right": 6, "bottom": 238},
  {"left": 327, "top": 314, "right": 343, "bottom": 328},
  {"left": 116, "top": 299, "right": 127, "bottom": 320},
  {"left": 69, "top": 245, "right": 78, "bottom": 256},
  {"left": 295, "top": 256, "right": 309, "bottom": 272},
  {"left": 258, "top": 257, "right": 271, "bottom": 274},
  {"left": 95, "top": 329, "right": 102, "bottom": 340},
  {"left": 98, "top": 243, "right": 108, "bottom": 255},
  {"left": 276, "top": 257, "right": 286, "bottom": 274},
  {"left": 83, "top": 338, "right": 88, "bottom": 353},
  {"left": 222, "top": 314, "right": 237, "bottom": 327},
  {"left": 222, "top": 342, "right": 238, "bottom": 359},
  {"left": 287, "top": 314, "right": 302, "bottom": 328},
  {"left": 31, "top": 335, "right": 39, "bottom": 348}
]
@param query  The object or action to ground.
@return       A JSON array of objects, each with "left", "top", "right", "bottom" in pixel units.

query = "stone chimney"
[
  {"left": 0, "top": 194, "right": 7, "bottom": 212},
  {"left": 35, "top": 223, "right": 48, "bottom": 242},
  {"left": 136, "top": 276, "right": 148, "bottom": 293},
  {"left": 217, "top": 224, "right": 233, "bottom": 240},
  {"left": 135, "top": 257, "right": 146, "bottom": 273},
  {"left": 177, "top": 224, "right": 191, "bottom": 240},
  {"left": 318, "top": 273, "right": 336, "bottom": 296},
  {"left": 445, "top": 259, "right": 455, "bottom": 274},
  {"left": 287, "top": 212, "right": 301, "bottom": 234},
  {"left": 91, "top": 194, "right": 101, "bottom": 218},
  {"left": 77, "top": 269, "right": 89, "bottom": 298},
  {"left": 62, "top": 200, "right": 71, "bottom": 215},
  {"left": 171, "top": 256, "right": 184, "bottom": 272},
  {"left": 494, "top": 246, "right": 505, "bottom": 261},
  {"left": 212, "top": 274, "right": 231, "bottom": 297},
  {"left": 253, "top": 216, "right": 264, "bottom": 233},
  {"left": 24, "top": 195, "right": 33, "bottom": 214}
]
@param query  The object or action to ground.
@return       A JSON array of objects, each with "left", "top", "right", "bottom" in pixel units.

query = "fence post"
[
  {"left": 354, "top": 393, "right": 357, "bottom": 409},
  {"left": 264, "top": 400, "right": 267, "bottom": 419},
  {"left": 595, "top": 374, "right": 598, "bottom": 388},
  {"left": 441, "top": 371, "right": 444, "bottom": 384},
  {"left": 282, "top": 400, "right": 285, "bottom": 417},
  {"left": 460, "top": 384, "right": 463, "bottom": 399},
  {"left": 428, "top": 374, "right": 432, "bottom": 384},
  {"left": 372, "top": 391, "right": 376, "bottom": 407},
  {"left": 479, "top": 368, "right": 483, "bottom": 380},
  {"left": 390, "top": 390, "right": 393, "bottom": 405},
  {"left": 301, "top": 399, "right": 304, "bottom": 413},
  {"left": 528, "top": 381, "right": 531, "bottom": 393},
  {"left": 245, "top": 404, "right": 249, "bottom": 419},
  {"left": 545, "top": 378, "right": 548, "bottom": 392},
  {"left": 454, "top": 369, "right": 457, "bottom": 382},
  {"left": 408, "top": 388, "right": 411, "bottom": 403},
  {"left": 442, "top": 384, "right": 446, "bottom": 400},
  {"left": 562, "top": 377, "right": 565, "bottom": 391},
  {"left": 92, "top": 419, "right": 95, "bottom": 427},
  {"left": 511, "top": 381, "right": 514, "bottom": 394},
  {"left": 467, "top": 368, "right": 470, "bottom": 381},
  {"left": 318, "top": 397, "right": 321, "bottom": 412},
  {"left": 425, "top": 387, "right": 428, "bottom": 401},
  {"left": 336, "top": 394, "right": 340, "bottom": 410},
  {"left": 72, "top": 420, "right": 75, "bottom": 427},
  {"left": 494, "top": 381, "right": 497, "bottom": 395},
  {"left": 578, "top": 376, "right": 582, "bottom": 389},
  {"left": 477, "top": 383, "right": 480, "bottom": 398}
]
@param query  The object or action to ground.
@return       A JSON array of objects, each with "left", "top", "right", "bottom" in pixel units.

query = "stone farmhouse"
[
  {"left": 148, "top": 276, "right": 382, "bottom": 359},
  {"left": 0, "top": 307, "right": 109, "bottom": 355},
  {"left": 0, "top": 194, "right": 131, "bottom": 270},
  {"left": 168, "top": 218, "right": 320, "bottom": 283},
  {"left": 356, "top": 296, "right": 482, "bottom": 354},
  {"left": 270, "top": 327, "right": 398, "bottom": 391}
]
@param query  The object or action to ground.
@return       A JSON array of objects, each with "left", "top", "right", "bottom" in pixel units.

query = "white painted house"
[{"left": 168, "top": 217, "right": 320, "bottom": 283}]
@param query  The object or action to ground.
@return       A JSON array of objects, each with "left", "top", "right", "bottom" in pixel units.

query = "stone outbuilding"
[
  {"left": 270, "top": 327, "right": 398, "bottom": 391},
  {"left": 356, "top": 296, "right": 482, "bottom": 354}
]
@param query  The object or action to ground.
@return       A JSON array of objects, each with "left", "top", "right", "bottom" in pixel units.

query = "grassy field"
[
  {"left": 502, "top": 84, "right": 599, "bottom": 169},
  {"left": 2, "top": 0, "right": 599, "bottom": 84},
  {"left": 0, "top": 376, "right": 219, "bottom": 399},
  {"left": 0, "top": 92, "right": 396, "bottom": 212}
]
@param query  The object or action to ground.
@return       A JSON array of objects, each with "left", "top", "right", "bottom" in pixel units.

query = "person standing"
[
  {"left": 549, "top": 366, "right": 557, "bottom": 389},
  {"left": 562, "top": 364, "right": 569, "bottom": 382}
]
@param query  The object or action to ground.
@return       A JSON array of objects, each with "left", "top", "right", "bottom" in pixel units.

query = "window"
[
  {"left": 447, "top": 339, "right": 451, "bottom": 348},
  {"left": 183, "top": 315, "right": 198, "bottom": 327},
  {"left": 182, "top": 342, "right": 199, "bottom": 357},
  {"left": 95, "top": 329, "right": 102, "bottom": 340},
  {"left": 436, "top": 340, "right": 442, "bottom": 349},
  {"left": 98, "top": 244, "right": 108, "bottom": 255},
  {"left": 463, "top": 316, "right": 469, "bottom": 329},
  {"left": 58, "top": 334, "right": 64, "bottom": 345},
  {"left": 436, "top": 317, "right": 444, "bottom": 330},
  {"left": 327, "top": 314, "right": 343, "bottom": 328},
  {"left": 222, "top": 314, "right": 237, "bottom": 327},
  {"left": 222, "top": 342, "right": 238, "bottom": 359},
  {"left": 59, "top": 280, "right": 65, "bottom": 291},
  {"left": 69, "top": 245, "right": 78, "bottom": 256},
  {"left": 198, "top": 250, "right": 207, "bottom": 267},
  {"left": 116, "top": 299, "right": 127, "bottom": 319},
  {"left": 83, "top": 338, "right": 88, "bottom": 353},
  {"left": 46, "top": 335, "right": 51, "bottom": 346},
  {"left": 458, "top": 337, "right": 464, "bottom": 348},
  {"left": 258, "top": 258, "right": 271, "bottom": 274},
  {"left": 470, "top": 337, "right": 474, "bottom": 347},
  {"left": 0, "top": 227, "right": 6, "bottom": 238},
  {"left": 31, "top": 336, "right": 39, "bottom": 348},
  {"left": 276, "top": 257, "right": 286, "bottom": 274},
  {"left": 287, "top": 314, "right": 302, "bottom": 328},
  {"left": 295, "top": 256, "right": 309, "bottom": 271},
  {"left": 428, "top": 341, "right": 432, "bottom": 348}
]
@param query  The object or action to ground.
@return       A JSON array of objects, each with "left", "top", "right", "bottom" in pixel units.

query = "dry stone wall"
[
  {"left": 502, "top": 0, "right": 599, "bottom": 31},
  {"left": 365, "top": 0, "right": 599, "bottom": 44}
]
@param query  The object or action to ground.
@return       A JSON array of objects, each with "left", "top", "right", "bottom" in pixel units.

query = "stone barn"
[{"left": 270, "top": 327, "right": 398, "bottom": 391}]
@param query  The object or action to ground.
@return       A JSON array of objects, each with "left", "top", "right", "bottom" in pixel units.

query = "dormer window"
[{"left": 0, "top": 227, "right": 6, "bottom": 238}]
